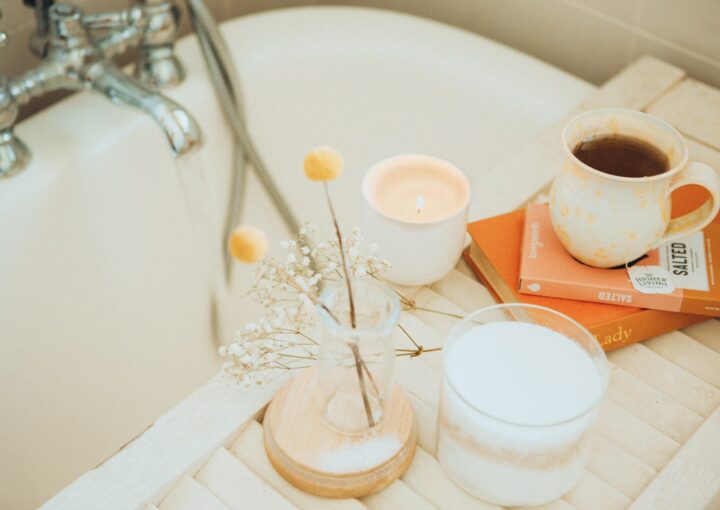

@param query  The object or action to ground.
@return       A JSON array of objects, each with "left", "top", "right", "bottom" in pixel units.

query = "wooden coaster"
[{"left": 263, "top": 367, "right": 417, "bottom": 498}]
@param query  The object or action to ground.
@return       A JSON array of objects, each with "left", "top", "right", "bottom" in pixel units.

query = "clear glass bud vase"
[{"left": 317, "top": 278, "right": 400, "bottom": 433}]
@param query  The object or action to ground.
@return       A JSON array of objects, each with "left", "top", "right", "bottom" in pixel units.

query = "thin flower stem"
[
  {"left": 323, "top": 182, "right": 357, "bottom": 329},
  {"left": 359, "top": 356, "right": 380, "bottom": 396},
  {"left": 278, "top": 328, "right": 319, "bottom": 345},
  {"left": 321, "top": 181, "right": 377, "bottom": 428},
  {"left": 397, "top": 322, "right": 421, "bottom": 351},
  {"left": 349, "top": 342, "right": 375, "bottom": 427},
  {"left": 279, "top": 353, "right": 317, "bottom": 360},
  {"left": 396, "top": 347, "right": 442, "bottom": 357},
  {"left": 413, "top": 306, "right": 466, "bottom": 319}
]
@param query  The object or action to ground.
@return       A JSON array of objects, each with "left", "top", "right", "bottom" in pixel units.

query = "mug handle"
[{"left": 660, "top": 161, "right": 720, "bottom": 244}]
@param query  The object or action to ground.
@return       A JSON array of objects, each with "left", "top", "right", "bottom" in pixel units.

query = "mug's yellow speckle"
[
  {"left": 586, "top": 213, "right": 595, "bottom": 224},
  {"left": 626, "top": 232, "right": 637, "bottom": 240},
  {"left": 228, "top": 225, "right": 268, "bottom": 264},
  {"left": 304, "top": 146, "right": 343, "bottom": 181},
  {"left": 556, "top": 225, "right": 571, "bottom": 247},
  {"left": 561, "top": 207, "right": 569, "bottom": 217},
  {"left": 575, "top": 207, "right": 582, "bottom": 216}
]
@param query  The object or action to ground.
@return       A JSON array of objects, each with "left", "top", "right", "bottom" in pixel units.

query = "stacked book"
[{"left": 464, "top": 187, "right": 718, "bottom": 351}]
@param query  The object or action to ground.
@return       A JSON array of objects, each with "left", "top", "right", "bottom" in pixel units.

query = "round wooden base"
[{"left": 263, "top": 367, "right": 417, "bottom": 498}]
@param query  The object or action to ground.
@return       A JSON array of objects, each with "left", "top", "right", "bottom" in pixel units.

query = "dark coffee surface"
[{"left": 572, "top": 135, "right": 669, "bottom": 178}]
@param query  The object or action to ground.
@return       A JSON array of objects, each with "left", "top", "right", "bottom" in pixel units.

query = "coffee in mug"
[
  {"left": 572, "top": 135, "right": 669, "bottom": 178},
  {"left": 550, "top": 108, "right": 720, "bottom": 268}
]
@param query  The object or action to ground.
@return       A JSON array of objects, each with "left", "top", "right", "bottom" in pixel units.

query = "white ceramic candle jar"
[
  {"left": 437, "top": 304, "right": 609, "bottom": 506},
  {"left": 362, "top": 155, "right": 471, "bottom": 286}
]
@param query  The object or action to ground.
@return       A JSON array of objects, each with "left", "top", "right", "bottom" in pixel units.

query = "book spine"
[
  {"left": 588, "top": 309, "right": 706, "bottom": 352},
  {"left": 464, "top": 249, "right": 707, "bottom": 352},
  {"left": 679, "top": 296, "right": 720, "bottom": 316},
  {"left": 517, "top": 277, "right": 688, "bottom": 315}
]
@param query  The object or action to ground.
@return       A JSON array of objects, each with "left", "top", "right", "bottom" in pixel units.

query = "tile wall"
[{"left": 1, "top": 0, "right": 719, "bottom": 122}]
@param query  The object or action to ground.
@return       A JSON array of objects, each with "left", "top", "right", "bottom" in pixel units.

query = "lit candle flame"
[{"left": 416, "top": 195, "right": 425, "bottom": 215}]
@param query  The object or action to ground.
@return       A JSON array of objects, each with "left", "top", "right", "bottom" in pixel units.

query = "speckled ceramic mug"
[{"left": 549, "top": 108, "right": 720, "bottom": 268}]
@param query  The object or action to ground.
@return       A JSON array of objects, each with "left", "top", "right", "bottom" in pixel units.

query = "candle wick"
[{"left": 416, "top": 195, "right": 425, "bottom": 214}]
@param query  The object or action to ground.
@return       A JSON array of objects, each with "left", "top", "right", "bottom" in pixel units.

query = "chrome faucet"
[{"left": 0, "top": 1, "right": 202, "bottom": 178}]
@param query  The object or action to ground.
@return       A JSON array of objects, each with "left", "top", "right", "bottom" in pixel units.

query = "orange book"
[
  {"left": 465, "top": 209, "right": 707, "bottom": 351},
  {"left": 519, "top": 204, "right": 720, "bottom": 316}
]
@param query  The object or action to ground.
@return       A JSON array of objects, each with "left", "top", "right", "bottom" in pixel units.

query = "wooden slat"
[
  {"left": 41, "top": 374, "right": 287, "bottom": 510},
  {"left": 195, "top": 448, "right": 298, "bottom": 510},
  {"left": 682, "top": 319, "right": 720, "bottom": 355},
  {"left": 686, "top": 139, "right": 720, "bottom": 173},
  {"left": 361, "top": 480, "right": 437, "bottom": 510},
  {"left": 409, "top": 288, "right": 467, "bottom": 334},
  {"left": 644, "top": 332, "right": 720, "bottom": 388},
  {"left": 394, "top": 355, "right": 441, "bottom": 411},
  {"left": 583, "top": 56, "right": 685, "bottom": 112},
  {"left": 515, "top": 500, "right": 578, "bottom": 510},
  {"left": 648, "top": 79, "right": 720, "bottom": 151},
  {"left": 229, "top": 422, "right": 368, "bottom": 510},
  {"left": 631, "top": 407, "right": 720, "bottom": 510},
  {"left": 586, "top": 434, "right": 656, "bottom": 500},
  {"left": 455, "top": 257, "right": 479, "bottom": 281},
  {"left": 608, "top": 343, "right": 720, "bottom": 417},
  {"left": 159, "top": 476, "right": 229, "bottom": 510},
  {"left": 606, "top": 364, "right": 703, "bottom": 443},
  {"left": 595, "top": 400, "right": 680, "bottom": 472},
  {"left": 401, "top": 447, "right": 501, "bottom": 510},
  {"left": 563, "top": 471, "right": 632, "bottom": 510},
  {"left": 431, "top": 269, "right": 498, "bottom": 312},
  {"left": 471, "top": 56, "right": 685, "bottom": 218}
]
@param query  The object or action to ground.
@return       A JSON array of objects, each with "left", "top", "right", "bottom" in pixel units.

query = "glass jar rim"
[
  {"left": 318, "top": 278, "right": 400, "bottom": 336},
  {"left": 443, "top": 303, "right": 610, "bottom": 428}
]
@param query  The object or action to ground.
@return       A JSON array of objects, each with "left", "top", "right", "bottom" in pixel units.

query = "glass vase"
[{"left": 317, "top": 278, "right": 400, "bottom": 433}]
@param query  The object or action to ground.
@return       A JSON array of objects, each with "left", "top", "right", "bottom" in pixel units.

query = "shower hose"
[{"left": 184, "top": 0, "right": 300, "bottom": 285}]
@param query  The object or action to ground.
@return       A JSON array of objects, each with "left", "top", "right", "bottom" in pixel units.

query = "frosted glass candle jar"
[
  {"left": 437, "top": 304, "right": 609, "bottom": 506},
  {"left": 362, "top": 155, "right": 471, "bottom": 286}
]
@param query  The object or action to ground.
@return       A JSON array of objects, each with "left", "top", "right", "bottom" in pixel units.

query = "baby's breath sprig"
[{"left": 222, "top": 147, "right": 451, "bottom": 401}]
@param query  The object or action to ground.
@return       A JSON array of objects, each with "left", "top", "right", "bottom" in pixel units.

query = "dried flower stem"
[
  {"left": 349, "top": 343, "right": 375, "bottom": 427},
  {"left": 323, "top": 182, "right": 377, "bottom": 427},
  {"left": 323, "top": 182, "right": 357, "bottom": 327},
  {"left": 274, "top": 264, "right": 340, "bottom": 323}
]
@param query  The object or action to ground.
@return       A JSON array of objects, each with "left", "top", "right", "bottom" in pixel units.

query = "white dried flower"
[{"left": 224, "top": 225, "right": 392, "bottom": 386}]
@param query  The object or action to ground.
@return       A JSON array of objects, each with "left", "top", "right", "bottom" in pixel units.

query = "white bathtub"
[{"left": 0, "top": 7, "right": 594, "bottom": 508}]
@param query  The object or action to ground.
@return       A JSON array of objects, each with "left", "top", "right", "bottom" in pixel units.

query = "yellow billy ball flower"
[
  {"left": 304, "top": 146, "right": 343, "bottom": 181},
  {"left": 228, "top": 225, "right": 268, "bottom": 264}
]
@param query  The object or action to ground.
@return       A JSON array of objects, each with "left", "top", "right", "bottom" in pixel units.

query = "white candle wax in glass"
[
  {"left": 362, "top": 155, "right": 471, "bottom": 286},
  {"left": 437, "top": 304, "right": 609, "bottom": 507}
]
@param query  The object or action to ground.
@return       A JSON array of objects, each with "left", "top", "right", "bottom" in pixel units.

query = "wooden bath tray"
[{"left": 43, "top": 57, "right": 720, "bottom": 510}]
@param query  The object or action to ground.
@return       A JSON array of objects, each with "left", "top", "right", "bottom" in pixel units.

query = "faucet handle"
[{"left": 82, "top": 8, "right": 138, "bottom": 30}]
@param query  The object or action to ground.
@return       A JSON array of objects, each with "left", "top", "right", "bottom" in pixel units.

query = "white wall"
[{"left": 2, "top": 0, "right": 719, "bottom": 119}]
